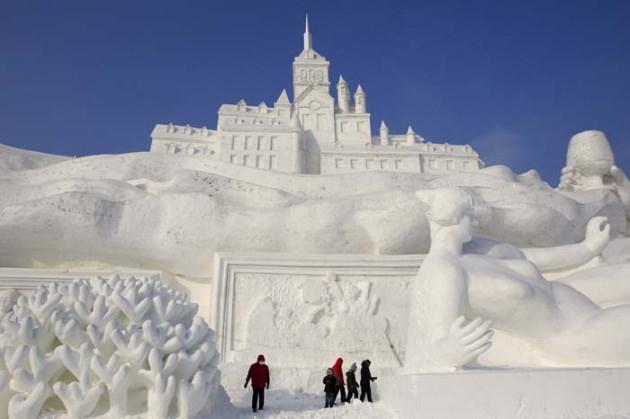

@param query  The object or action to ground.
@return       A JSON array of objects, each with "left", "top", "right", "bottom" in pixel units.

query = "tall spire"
[{"left": 303, "top": 14, "right": 312, "bottom": 51}]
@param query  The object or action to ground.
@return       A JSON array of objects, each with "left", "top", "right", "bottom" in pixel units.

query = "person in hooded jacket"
[
  {"left": 345, "top": 362, "right": 359, "bottom": 401},
  {"left": 360, "top": 359, "right": 377, "bottom": 403},
  {"left": 331, "top": 357, "right": 346, "bottom": 404},
  {"left": 322, "top": 368, "right": 339, "bottom": 408},
  {"left": 244, "top": 354, "right": 270, "bottom": 412}
]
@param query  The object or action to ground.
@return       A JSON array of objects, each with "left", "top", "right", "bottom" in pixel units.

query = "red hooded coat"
[{"left": 331, "top": 357, "right": 345, "bottom": 385}]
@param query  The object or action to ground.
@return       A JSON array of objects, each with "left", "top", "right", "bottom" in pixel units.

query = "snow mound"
[{"left": 0, "top": 144, "right": 68, "bottom": 172}]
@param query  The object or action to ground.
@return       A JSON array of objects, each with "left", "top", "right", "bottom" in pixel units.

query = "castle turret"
[
  {"left": 406, "top": 126, "right": 415, "bottom": 145},
  {"left": 380, "top": 121, "right": 389, "bottom": 145},
  {"left": 337, "top": 75, "right": 350, "bottom": 113},
  {"left": 354, "top": 85, "right": 366, "bottom": 113}
]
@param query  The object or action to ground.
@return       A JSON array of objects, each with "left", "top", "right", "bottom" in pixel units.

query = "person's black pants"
[
  {"left": 347, "top": 386, "right": 358, "bottom": 401},
  {"left": 252, "top": 388, "right": 265, "bottom": 410},
  {"left": 360, "top": 382, "right": 372, "bottom": 402},
  {"left": 334, "top": 385, "right": 347, "bottom": 404}
]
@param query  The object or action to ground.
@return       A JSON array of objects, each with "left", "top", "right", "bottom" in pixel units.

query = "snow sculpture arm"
[
  {"left": 53, "top": 379, "right": 104, "bottom": 419},
  {"left": 147, "top": 373, "right": 176, "bottom": 419},
  {"left": 90, "top": 354, "right": 131, "bottom": 416},
  {"left": 8, "top": 381, "right": 50, "bottom": 419},
  {"left": 177, "top": 370, "right": 216, "bottom": 419},
  {"left": 521, "top": 216, "right": 611, "bottom": 272}
]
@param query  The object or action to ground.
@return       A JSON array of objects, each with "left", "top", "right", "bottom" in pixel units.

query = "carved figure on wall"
[
  {"left": 242, "top": 275, "right": 397, "bottom": 366},
  {"left": 406, "top": 188, "right": 630, "bottom": 371}
]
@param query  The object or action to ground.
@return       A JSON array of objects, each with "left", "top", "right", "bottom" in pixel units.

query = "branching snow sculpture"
[{"left": 0, "top": 275, "right": 221, "bottom": 419}]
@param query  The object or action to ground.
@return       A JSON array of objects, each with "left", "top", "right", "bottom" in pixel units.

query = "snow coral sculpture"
[{"left": 0, "top": 275, "right": 221, "bottom": 419}]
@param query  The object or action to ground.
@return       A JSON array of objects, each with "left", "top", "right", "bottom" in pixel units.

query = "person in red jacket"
[
  {"left": 331, "top": 357, "right": 346, "bottom": 404},
  {"left": 244, "top": 354, "right": 270, "bottom": 412}
]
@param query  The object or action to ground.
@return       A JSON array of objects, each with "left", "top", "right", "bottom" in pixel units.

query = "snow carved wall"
[
  {"left": 0, "top": 275, "right": 222, "bottom": 419},
  {"left": 211, "top": 253, "right": 422, "bottom": 367}
]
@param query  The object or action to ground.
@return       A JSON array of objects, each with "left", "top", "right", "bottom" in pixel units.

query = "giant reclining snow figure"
[
  {"left": 406, "top": 188, "right": 630, "bottom": 371},
  {"left": 0, "top": 143, "right": 627, "bottom": 277}
]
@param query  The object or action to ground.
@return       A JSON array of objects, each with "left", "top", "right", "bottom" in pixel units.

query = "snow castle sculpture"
[
  {"left": 0, "top": 275, "right": 222, "bottom": 419},
  {"left": 149, "top": 16, "right": 483, "bottom": 176}
]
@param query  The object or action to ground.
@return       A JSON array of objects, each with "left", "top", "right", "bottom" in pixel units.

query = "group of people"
[
  {"left": 243, "top": 354, "right": 377, "bottom": 412},
  {"left": 323, "top": 357, "right": 377, "bottom": 408}
]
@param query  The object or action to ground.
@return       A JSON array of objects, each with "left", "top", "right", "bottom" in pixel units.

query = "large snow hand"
[
  {"left": 432, "top": 316, "right": 493, "bottom": 370},
  {"left": 53, "top": 380, "right": 104, "bottom": 419},
  {"left": 8, "top": 381, "right": 50, "bottom": 419},
  {"left": 583, "top": 216, "right": 611, "bottom": 254}
]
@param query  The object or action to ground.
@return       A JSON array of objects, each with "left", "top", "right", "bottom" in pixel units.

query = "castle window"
[
  {"left": 256, "top": 155, "right": 263, "bottom": 168},
  {"left": 350, "top": 159, "right": 359, "bottom": 169},
  {"left": 270, "top": 155, "right": 277, "bottom": 170},
  {"left": 366, "top": 159, "right": 375, "bottom": 169},
  {"left": 245, "top": 136, "right": 252, "bottom": 150},
  {"left": 230, "top": 154, "right": 237, "bottom": 164},
  {"left": 429, "top": 159, "right": 438, "bottom": 170},
  {"left": 335, "top": 158, "right": 345, "bottom": 169},
  {"left": 340, "top": 121, "right": 348, "bottom": 133},
  {"left": 243, "top": 155, "right": 251, "bottom": 167},
  {"left": 358, "top": 122, "right": 366, "bottom": 132},
  {"left": 446, "top": 160, "right": 454, "bottom": 170},
  {"left": 270, "top": 136, "right": 277, "bottom": 151},
  {"left": 463, "top": 161, "right": 471, "bottom": 170},
  {"left": 380, "top": 159, "right": 388, "bottom": 169},
  {"left": 257, "top": 136, "right": 263, "bottom": 150},
  {"left": 395, "top": 159, "right": 402, "bottom": 169}
]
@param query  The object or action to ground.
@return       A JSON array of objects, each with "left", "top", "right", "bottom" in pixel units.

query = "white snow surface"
[{"left": 0, "top": 147, "right": 626, "bottom": 277}]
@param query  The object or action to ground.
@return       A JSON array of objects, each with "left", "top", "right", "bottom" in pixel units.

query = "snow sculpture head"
[
  {"left": 418, "top": 188, "right": 475, "bottom": 243},
  {"left": 0, "top": 275, "right": 222, "bottom": 419}
]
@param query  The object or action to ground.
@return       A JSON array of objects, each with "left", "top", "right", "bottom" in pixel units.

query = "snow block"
[{"left": 380, "top": 368, "right": 630, "bottom": 419}]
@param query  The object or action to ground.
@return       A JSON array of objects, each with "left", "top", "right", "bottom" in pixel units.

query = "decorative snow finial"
[
  {"left": 337, "top": 75, "right": 346, "bottom": 85},
  {"left": 354, "top": 85, "right": 366, "bottom": 113},
  {"left": 380, "top": 121, "right": 389, "bottom": 146},
  {"left": 275, "top": 89, "right": 291, "bottom": 106},
  {"left": 406, "top": 126, "right": 415, "bottom": 145},
  {"left": 303, "top": 14, "right": 312, "bottom": 51}
]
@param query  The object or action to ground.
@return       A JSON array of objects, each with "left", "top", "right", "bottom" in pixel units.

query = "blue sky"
[{"left": 1, "top": 0, "right": 629, "bottom": 184}]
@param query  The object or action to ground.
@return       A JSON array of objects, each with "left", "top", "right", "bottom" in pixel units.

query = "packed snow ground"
[{"left": 219, "top": 391, "right": 396, "bottom": 419}]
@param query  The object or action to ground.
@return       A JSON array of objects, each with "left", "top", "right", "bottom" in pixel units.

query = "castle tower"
[
  {"left": 380, "top": 121, "right": 389, "bottom": 146},
  {"left": 292, "top": 15, "right": 331, "bottom": 100},
  {"left": 337, "top": 75, "right": 350, "bottom": 113},
  {"left": 354, "top": 85, "right": 366, "bottom": 113}
]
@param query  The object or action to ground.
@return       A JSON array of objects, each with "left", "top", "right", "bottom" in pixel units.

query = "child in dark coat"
[
  {"left": 345, "top": 362, "right": 359, "bottom": 401},
  {"left": 323, "top": 368, "right": 339, "bottom": 408}
]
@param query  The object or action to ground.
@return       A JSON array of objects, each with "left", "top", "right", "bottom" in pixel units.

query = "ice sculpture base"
[{"left": 380, "top": 367, "right": 630, "bottom": 419}]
